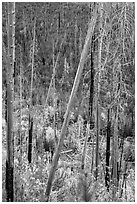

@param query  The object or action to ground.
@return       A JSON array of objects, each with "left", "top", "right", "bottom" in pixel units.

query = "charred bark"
[
  {"left": 105, "top": 108, "right": 111, "bottom": 191},
  {"left": 89, "top": 44, "right": 94, "bottom": 130},
  {"left": 28, "top": 116, "right": 33, "bottom": 163},
  {"left": 6, "top": 161, "right": 14, "bottom": 201},
  {"left": 5, "top": 83, "right": 8, "bottom": 123}
]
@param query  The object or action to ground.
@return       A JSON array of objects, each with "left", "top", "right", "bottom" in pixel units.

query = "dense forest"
[{"left": 2, "top": 2, "right": 135, "bottom": 202}]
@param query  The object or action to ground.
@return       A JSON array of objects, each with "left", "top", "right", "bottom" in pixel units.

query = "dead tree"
[
  {"left": 28, "top": 18, "right": 36, "bottom": 163},
  {"left": 45, "top": 9, "right": 97, "bottom": 202},
  {"left": 3, "top": 2, "right": 15, "bottom": 201},
  {"left": 105, "top": 108, "right": 111, "bottom": 191},
  {"left": 95, "top": 3, "right": 103, "bottom": 180}
]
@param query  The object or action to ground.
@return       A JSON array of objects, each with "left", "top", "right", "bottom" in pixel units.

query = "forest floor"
[{"left": 2, "top": 105, "right": 135, "bottom": 202}]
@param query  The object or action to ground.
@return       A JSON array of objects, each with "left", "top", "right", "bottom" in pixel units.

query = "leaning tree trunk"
[
  {"left": 89, "top": 36, "right": 95, "bottom": 174},
  {"left": 89, "top": 40, "right": 95, "bottom": 130},
  {"left": 4, "top": 2, "right": 15, "bottom": 201},
  {"left": 45, "top": 10, "right": 97, "bottom": 202},
  {"left": 95, "top": 3, "right": 103, "bottom": 180},
  {"left": 52, "top": 39, "right": 58, "bottom": 144}
]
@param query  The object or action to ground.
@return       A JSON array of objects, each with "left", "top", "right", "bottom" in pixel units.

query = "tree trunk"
[
  {"left": 75, "top": 18, "right": 78, "bottom": 61},
  {"left": 105, "top": 108, "right": 111, "bottom": 191},
  {"left": 112, "top": 109, "right": 119, "bottom": 201},
  {"left": 89, "top": 38, "right": 95, "bottom": 174},
  {"left": 19, "top": 47, "right": 23, "bottom": 156},
  {"left": 81, "top": 123, "right": 89, "bottom": 170},
  {"left": 119, "top": 129, "right": 125, "bottom": 185},
  {"left": 4, "top": 2, "right": 15, "bottom": 201},
  {"left": 27, "top": 18, "right": 36, "bottom": 163},
  {"left": 95, "top": 102, "right": 99, "bottom": 180},
  {"left": 5, "top": 84, "right": 8, "bottom": 123},
  {"left": 89, "top": 44, "right": 94, "bottom": 130},
  {"left": 28, "top": 116, "right": 33, "bottom": 163},
  {"left": 45, "top": 10, "right": 97, "bottom": 202},
  {"left": 3, "top": 42, "right": 14, "bottom": 201},
  {"left": 95, "top": 3, "right": 103, "bottom": 180},
  {"left": 52, "top": 40, "right": 58, "bottom": 144}
]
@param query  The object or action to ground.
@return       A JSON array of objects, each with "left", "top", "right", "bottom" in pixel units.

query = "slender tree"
[
  {"left": 19, "top": 46, "right": 23, "bottom": 153},
  {"left": 74, "top": 18, "right": 78, "bottom": 60},
  {"left": 112, "top": 107, "right": 119, "bottom": 201},
  {"left": 89, "top": 40, "right": 94, "bottom": 130},
  {"left": 89, "top": 37, "right": 95, "bottom": 174},
  {"left": 52, "top": 40, "right": 58, "bottom": 143},
  {"left": 4, "top": 2, "right": 15, "bottom": 201},
  {"left": 28, "top": 17, "right": 36, "bottom": 163},
  {"left": 81, "top": 123, "right": 89, "bottom": 170},
  {"left": 95, "top": 3, "right": 103, "bottom": 180},
  {"left": 105, "top": 108, "right": 111, "bottom": 191}
]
